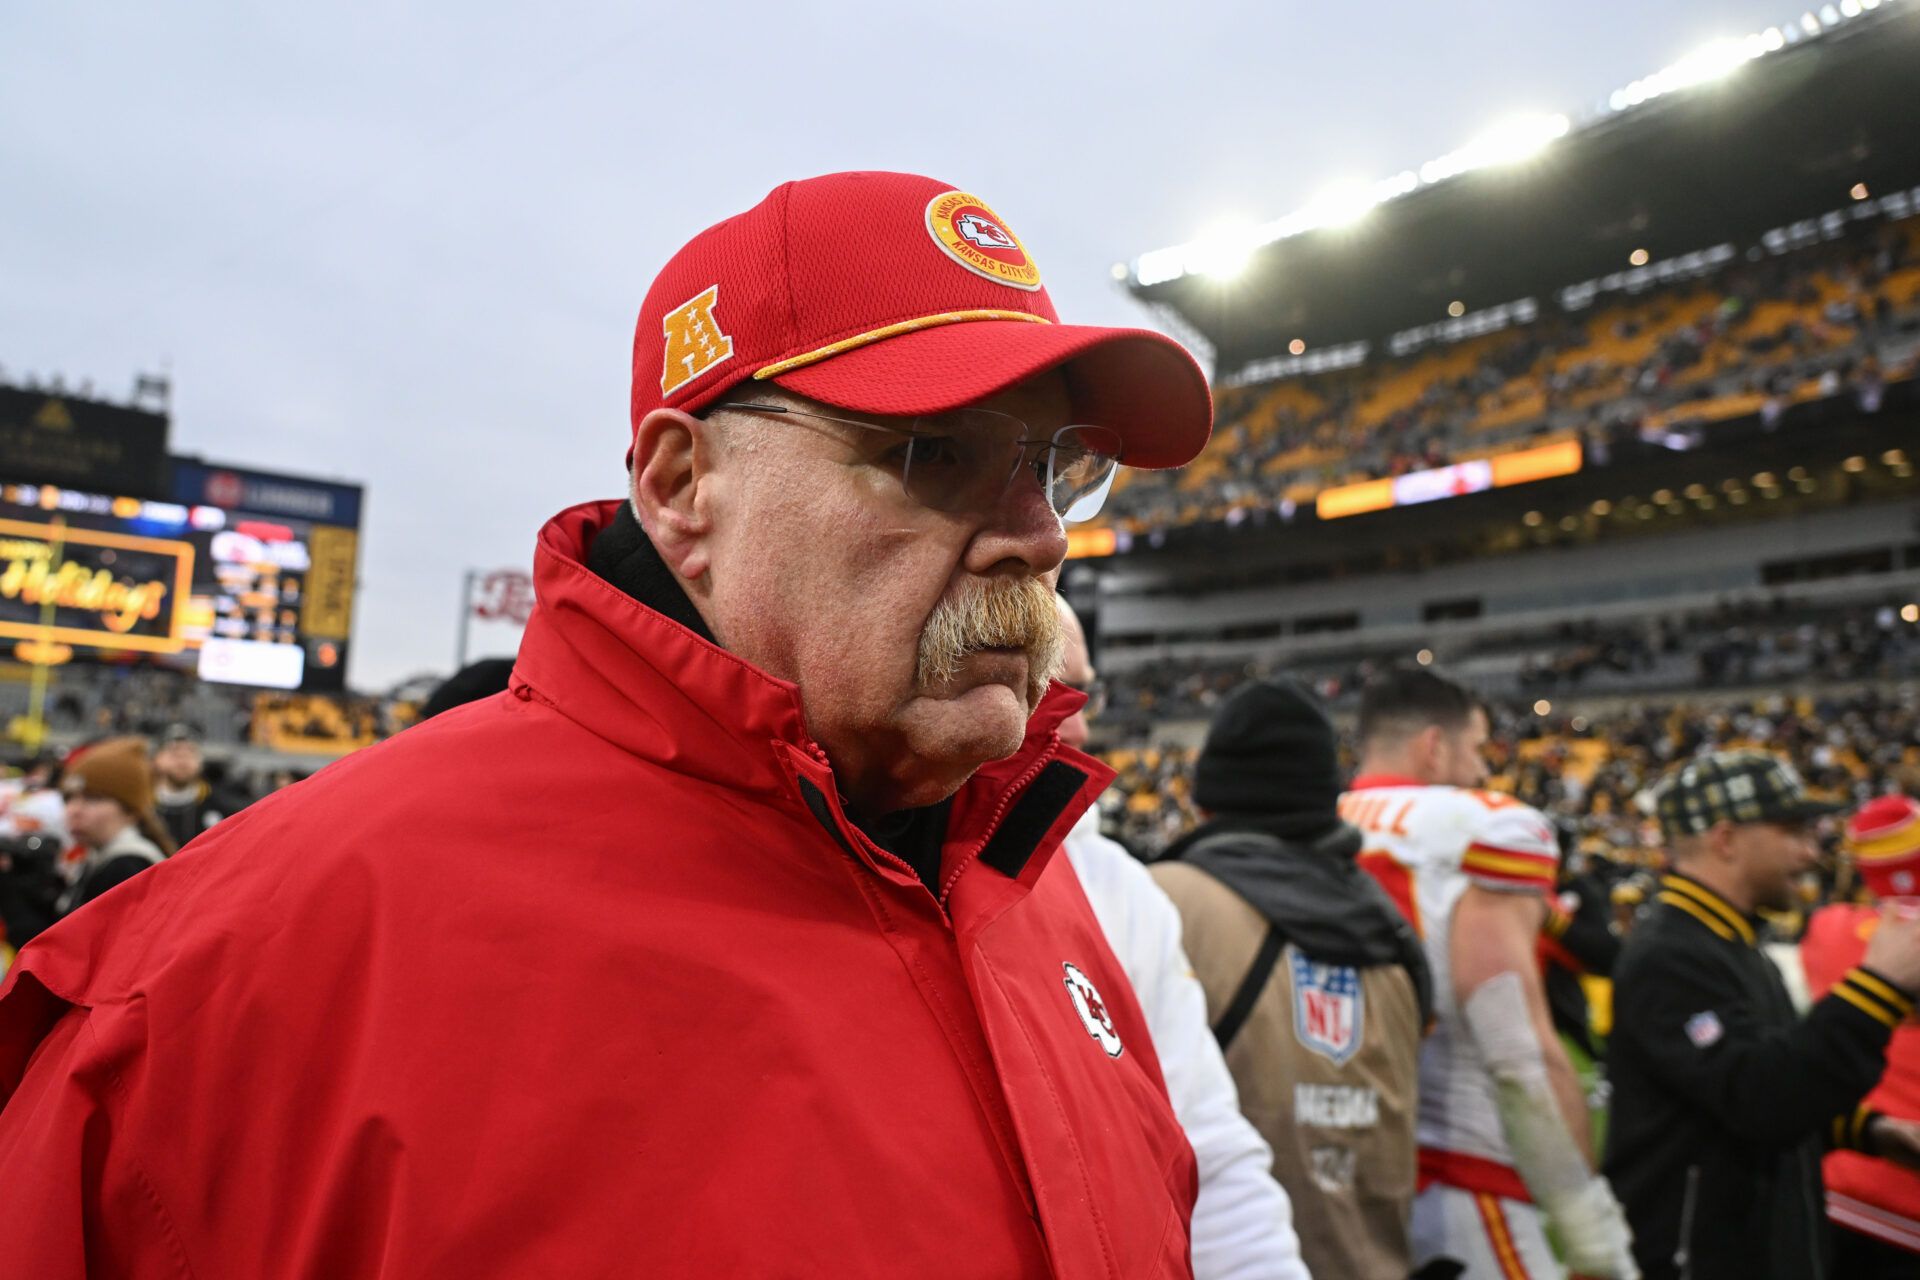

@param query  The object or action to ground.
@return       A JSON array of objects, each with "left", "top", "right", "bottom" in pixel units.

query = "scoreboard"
[{"left": 0, "top": 460, "right": 363, "bottom": 692}]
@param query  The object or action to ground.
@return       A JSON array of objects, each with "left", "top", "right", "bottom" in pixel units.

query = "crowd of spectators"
[
  {"left": 1099, "top": 680, "right": 1920, "bottom": 918},
  {"left": 1096, "top": 601, "right": 1920, "bottom": 737},
  {"left": 1102, "top": 218, "right": 1920, "bottom": 534}
]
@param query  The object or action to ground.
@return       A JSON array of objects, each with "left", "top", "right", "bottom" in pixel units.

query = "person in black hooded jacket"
[{"left": 1151, "top": 676, "right": 1432, "bottom": 1280}]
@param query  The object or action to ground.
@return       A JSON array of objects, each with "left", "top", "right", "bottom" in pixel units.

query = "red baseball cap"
[
  {"left": 1848, "top": 795, "right": 1920, "bottom": 898},
  {"left": 628, "top": 171, "right": 1211, "bottom": 470}
]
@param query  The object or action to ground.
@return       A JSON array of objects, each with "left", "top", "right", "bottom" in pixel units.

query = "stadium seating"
[{"left": 1100, "top": 220, "right": 1920, "bottom": 534}]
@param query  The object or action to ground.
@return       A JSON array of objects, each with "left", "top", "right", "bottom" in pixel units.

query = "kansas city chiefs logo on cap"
[{"left": 926, "top": 191, "right": 1042, "bottom": 292}]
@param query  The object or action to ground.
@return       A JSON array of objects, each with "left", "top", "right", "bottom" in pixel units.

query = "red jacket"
[
  {"left": 1801, "top": 903, "right": 1920, "bottom": 1254},
  {"left": 0, "top": 500, "right": 1196, "bottom": 1278}
]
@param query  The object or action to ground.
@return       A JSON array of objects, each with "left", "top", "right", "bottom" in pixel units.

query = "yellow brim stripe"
[{"left": 753, "top": 310, "right": 1053, "bottom": 380}]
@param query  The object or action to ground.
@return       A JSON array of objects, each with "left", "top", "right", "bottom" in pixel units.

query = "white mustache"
[{"left": 916, "top": 578, "right": 1064, "bottom": 707}]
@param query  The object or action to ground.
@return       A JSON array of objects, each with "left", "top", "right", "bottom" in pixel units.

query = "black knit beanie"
[{"left": 1192, "top": 676, "right": 1343, "bottom": 837}]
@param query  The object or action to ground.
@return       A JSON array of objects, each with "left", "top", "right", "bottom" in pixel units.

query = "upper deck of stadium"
[{"left": 1123, "top": 0, "right": 1920, "bottom": 371}]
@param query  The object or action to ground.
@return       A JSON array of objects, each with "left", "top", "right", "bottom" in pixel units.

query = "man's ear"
[
  {"left": 631, "top": 407, "right": 719, "bottom": 582},
  {"left": 1706, "top": 820, "right": 1739, "bottom": 863},
  {"left": 1413, "top": 723, "right": 1445, "bottom": 773}
]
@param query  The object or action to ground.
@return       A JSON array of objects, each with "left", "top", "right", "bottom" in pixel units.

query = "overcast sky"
[{"left": 4, "top": 0, "right": 1804, "bottom": 690}]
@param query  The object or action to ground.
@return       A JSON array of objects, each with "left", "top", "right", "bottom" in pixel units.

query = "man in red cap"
[
  {"left": 0, "top": 173, "right": 1213, "bottom": 1277},
  {"left": 1801, "top": 795, "right": 1920, "bottom": 1276}
]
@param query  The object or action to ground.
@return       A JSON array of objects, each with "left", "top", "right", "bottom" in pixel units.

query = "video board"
[{"left": 0, "top": 461, "right": 363, "bottom": 691}]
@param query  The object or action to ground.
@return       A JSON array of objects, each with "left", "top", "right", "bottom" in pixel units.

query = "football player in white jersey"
[{"left": 1340, "top": 666, "right": 1637, "bottom": 1279}]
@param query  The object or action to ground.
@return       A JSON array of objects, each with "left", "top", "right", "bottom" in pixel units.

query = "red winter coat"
[
  {"left": 1801, "top": 903, "right": 1920, "bottom": 1254},
  {"left": 0, "top": 500, "right": 1196, "bottom": 1278}
]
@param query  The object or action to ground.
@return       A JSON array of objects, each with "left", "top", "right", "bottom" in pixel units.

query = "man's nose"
[{"left": 966, "top": 461, "right": 1068, "bottom": 577}]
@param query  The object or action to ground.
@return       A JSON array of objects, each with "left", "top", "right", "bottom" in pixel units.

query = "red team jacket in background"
[
  {"left": 1801, "top": 902, "right": 1920, "bottom": 1254},
  {"left": 0, "top": 500, "right": 1197, "bottom": 1278}
]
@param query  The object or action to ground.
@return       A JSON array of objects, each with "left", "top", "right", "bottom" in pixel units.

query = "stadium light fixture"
[
  {"left": 1522, "top": 510, "right": 1544, "bottom": 527},
  {"left": 1843, "top": 455, "right": 1867, "bottom": 472},
  {"left": 1416, "top": 648, "right": 1434, "bottom": 666},
  {"left": 1300, "top": 180, "right": 1385, "bottom": 230},
  {"left": 1629, "top": 248, "right": 1651, "bottom": 266},
  {"left": 1851, "top": 183, "right": 1871, "bottom": 200},
  {"left": 1903, "top": 604, "right": 1920, "bottom": 624},
  {"left": 1109, "top": 262, "right": 1130, "bottom": 281},
  {"left": 1127, "top": 0, "right": 1887, "bottom": 287},
  {"left": 1447, "top": 300, "right": 1466, "bottom": 317},
  {"left": 1418, "top": 113, "right": 1570, "bottom": 185},
  {"left": 1590, "top": 499, "right": 1612, "bottom": 516},
  {"left": 1288, "top": 338, "right": 1306, "bottom": 355},
  {"left": 1188, "top": 219, "right": 1262, "bottom": 280},
  {"left": 1533, "top": 700, "right": 1553, "bottom": 717}
]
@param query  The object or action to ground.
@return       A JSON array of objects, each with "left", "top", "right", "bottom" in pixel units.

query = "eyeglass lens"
[{"left": 899, "top": 410, "right": 1120, "bottom": 523}]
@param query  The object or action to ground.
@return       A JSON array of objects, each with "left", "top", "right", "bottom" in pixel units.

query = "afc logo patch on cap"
[
  {"left": 1062, "top": 962, "right": 1124, "bottom": 1058},
  {"left": 926, "top": 191, "right": 1042, "bottom": 292},
  {"left": 660, "top": 285, "right": 734, "bottom": 396}
]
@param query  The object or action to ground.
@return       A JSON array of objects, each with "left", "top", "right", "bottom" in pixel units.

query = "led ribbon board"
[{"left": 1316, "top": 439, "right": 1583, "bottom": 521}]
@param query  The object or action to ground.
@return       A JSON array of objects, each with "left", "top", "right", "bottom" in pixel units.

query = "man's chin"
[{"left": 900, "top": 685, "right": 1032, "bottom": 769}]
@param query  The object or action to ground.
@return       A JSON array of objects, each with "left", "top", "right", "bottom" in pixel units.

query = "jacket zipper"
[
  {"left": 1675, "top": 1164, "right": 1700, "bottom": 1280},
  {"left": 937, "top": 745, "right": 1059, "bottom": 908}
]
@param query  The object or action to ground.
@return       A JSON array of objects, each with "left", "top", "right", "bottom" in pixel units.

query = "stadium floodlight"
[
  {"left": 1188, "top": 219, "right": 1262, "bottom": 280},
  {"left": 1420, "top": 113, "right": 1571, "bottom": 185},
  {"left": 1300, "top": 181, "right": 1382, "bottom": 230},
  {"left": 1126, "top": 0, "right": 1889, "bottom": 287}
]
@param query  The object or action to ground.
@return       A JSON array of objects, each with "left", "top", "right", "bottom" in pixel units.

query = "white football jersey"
[{"left": 1337, "top": 779, "right": 1560, "bottom": 1167}]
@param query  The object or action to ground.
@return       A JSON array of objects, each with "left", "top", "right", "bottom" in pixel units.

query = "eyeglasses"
[{"left": 712, "top": 402, "right": 1122, "bottom": 523}]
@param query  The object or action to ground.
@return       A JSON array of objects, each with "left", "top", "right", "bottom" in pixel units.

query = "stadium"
[
  {"left": 1079, "top": 1, "right": 1920, "bottom": 864},
  {"left": 6, "top": 3, "right": 1920, "bottom": 1275}
]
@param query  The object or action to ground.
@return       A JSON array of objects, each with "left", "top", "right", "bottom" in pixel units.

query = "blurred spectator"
[
  {"left": 0, "top": 770, "right": 71, "bottom": 962},
  {"left": 1608, "top": 754, "right": 1920, "bottom": 1280},
  {"left": 55, "top": 738, "right": 174, "bottom": 919},
  {"left": 151, "top": 724, "right": 250, "bottom": 852},
  {"left": 1152, "top": 677, "right": 1429, "bottom": 1278},
  {"left": 1800, "top": 796, "right": 1920, "bottom": 1275}
]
